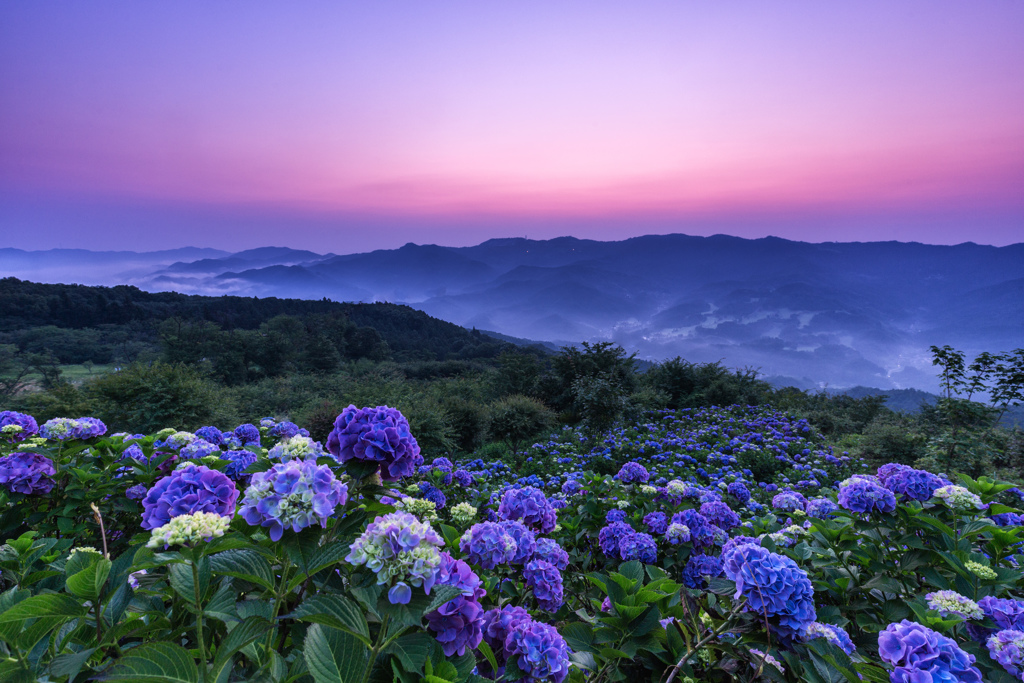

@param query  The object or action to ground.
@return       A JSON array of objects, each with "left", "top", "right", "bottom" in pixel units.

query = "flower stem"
[{"left": 192, "top": 559, "right": 208, "bottom": 683}]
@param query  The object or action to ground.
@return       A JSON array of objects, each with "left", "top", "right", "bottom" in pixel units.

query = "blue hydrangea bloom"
[
  {"left": 505, "top": 620, "right": 571, "bottom": 683},
  {"left": 0, "top": 452, "right": 56, "bottom": 495},
  {"left": 194, "top": 426, "right": 224, "bottom": 445},
  {"left": 346, "top": 511, "right": 443, "bottom": 604},
  {"left": 524, "top": 559, "right": 564, "bottom": 612},
  {"left": 805, "top": 498, "right": 838, "bottom": 519},
  {"left": 141, "top": 464, "right": 238, "bottom": 530},
  {"left": 683, "top": 553, "right": 723, "bottom": 589},
  {"left": 878, "top": 620, "right": 982, "bottom": 683},
  {"left": 419, "top": 482, "right": 447, "bottom": 509},
  {"left": 239, "top": 459, "right": 348, "bottom": 541},
  {"left": 327, "top": 405, "right": 423, "bottom": 481},
  {"left": 533, "top": 538, "right": 570, "bottom": 570},
  {"left": 499, "top": 520, "right": 537, "bottom": 565},
  {"left": 268, "top": 421, "right": 302, "bottom": 439},
  {"left": 980, "top": 596, "right": 1024, "bottom": 631},
  {"left": 606, "top": 508, "right": 627, "bottom": 523},
  {"left": 803, "top": 622, "right": 856, "bottom": 655},
  {"left": 772, "top": 490, "right": 807, "bottom": 513},
  {"left": 644, "top": 511, "right": 668, "bottom": 535},
  {"left": 722, "top": 544, "right": 816, "bottom": 639},
  {"left": 497, "top": 486, "right": 557, "bottom": 534},
  {"left": 700, "top": 501, "right": 740, "bottom": 530},
  {"left": 233, "top": 423, "right": 261, "bottom": 446},
  {"left": 425, "top": 553, "right": 485, "bottom": 656},
  {"left": 616, "top": 461, "right": 650, "bottom": 483},
  {"left": 838, "top": 479, "right": 897, "bottom": 514},
  {"left": 886, "top": 467, "right": 946, "bottom": 502},
  {"left": 460, "top": 522, "right": 518, "bottom": 569},
  {"left": 987, "top": 629, "right": 1024, "bottom": 680},
  {"left": 727, "top": 481, "right": 750, "bottom": 504},
  {"left": 598, "top": 521, "right": 633, "bottom": 559},
  {"left": 0, "top": 411, "right": 39, "bottom": 441},
  {"left": 481, "top": 605, "right": 532, "bottom": 670},
  {"left": 618, "top": 532, "right": 658, "bottom": 564},
  {"left": 220, "top": 450, "right": 258, "bottom": 480}
]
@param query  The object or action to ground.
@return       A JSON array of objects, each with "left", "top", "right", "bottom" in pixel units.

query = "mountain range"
[{"left": 3, "top": 235, "right": 1022, "bottom": 392}]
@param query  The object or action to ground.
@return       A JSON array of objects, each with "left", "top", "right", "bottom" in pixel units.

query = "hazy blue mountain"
[{"left": 4, "top": 235, "right": 1022, "bottom": 392}]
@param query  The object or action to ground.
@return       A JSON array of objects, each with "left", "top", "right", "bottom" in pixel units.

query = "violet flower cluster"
[
  {"left": 39, "top": 417, "right": 107, "bottom": 440},
  {"left": 425, "top": 552, "right": 486, "bottom": 656},
  {"left": 239, "top": 459, "right": 348, "bottom": 541},
  {"left": 838, "top": 478, "right": 897, "bottom": 514},
  {"left": 886, "top": 467, "right": 946, "bottom": 502},
  {"left": 802, "top": 622, "right": 856, "bottom": 655},
  {"left": 877, "top": 620, "right": 982, "bottom": 683},
  {"left": 987, "top": 629, "right": 1024, "bottom": 680},
  {"left": 524, "top": 559, "right": 564, "bottom": 612},
  {"left": 346, "top": 511, "right": 444, "bottom": 604},
  {"left": 497, "top": 486, "right": 558, "bottom": 534},
  {"left": 141, "top": 464, "right": 238, "bottom": 530},
  {"left": 616, "top": 461, "right": 650, "bottom": 484},
  {"left": 722, "top": 544, "right": 816, "bottom": 639},
  {"left": 683, "top": 553, "right": 723, "bottom": 589},
  {"left": 618, "top": 531, "right": 658, "bottom": 564},
  {"left": 505, "top": 620, "right": 571, "bottom": 683},
  {"left": 460, "top": 522, "right": 518, "bottom": 569},
  {"left": 0, "top": 452, "right": 56, "bottom": 495},
  {"left": 327, "top": 405, "right": 423, "bottom": 481},
  {"left": 0, "top": 411, "right": 38, "bottom": 441}
]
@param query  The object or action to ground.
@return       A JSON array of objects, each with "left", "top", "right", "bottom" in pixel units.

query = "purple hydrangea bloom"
[
  {"left": 0, "top": 411, "right": 39, "bottom": 441},
  {"left": 141, "top": 464, "right": 239, "bottom": 530},
  {"left": 497, "top": 486, "right": 557, "bottom": 534},
  {"left": 419, "top": 482, "right": 447, "bottom": 509},
  {"left": 805, "top": 498, "right": 839, "bottom": 519},
  {"left": 877, "top": 620, "right": 982, "bottom": 683},
  {"left": 499, "top": 520, "right": 536, "bottom": 565},
  {"left": 987, "top": 629, "right": 1024, "bottom": 680},
  {"left": 326, "top": 405, "right": 423, "bottom": 481},
  {"left": 179, "top": 439, "right": 219, "bottom": 460},
  {"left": 877, "top": 463, "right": 912, "bottom": 486},
  {"left": 644, "top": 511, "right": 668, "bottom": 535},
  {"left": 40, "top": 417, "right": 106, "bottom": 440},
  {"left": 727, "top": 481, "right": 750, "bottom": 504},
  {"left": 979, "top": 596, "right": 1024, "bottom": 631},
  {"left": 126, "top": 484, "right": 148, "bottom": 500},
  {"left": 618, "top": 532, "right": 658, "bottom": 564},
  {"left": 838, "top": 479, "right": 897, "bottom": 514},
  {"left": 233, "top": 423, "right": 261, "bottom": 446},
  {"left": 525, "top": 559, "right": 564, "bottom": 612},
  {"left": 533, "top": 538, "right": 570, "bottom": 570},
  {"left": 606, "top": 508, "right": 627, "bottom": 523},
  {"left": 772, "top": 490, "right": 807, "bottom": 513},
  {"left": 803, "top": 622, "right": 856, "bottom": 655},
  {"left": 239, "top": 459, "right": 348, "bottom": 541},
  {"left": 992, "top": 512, "right": 1024, "bottom": 527},
  {"left": 481, "top": 605, "right": 532, "bottom": 669},
  {"left": 0, "top": 453, "right": 56, "bottom": 495},
  {"left": 721, "top": 535, "right": 760, "bottom": 556},
  {"left": 598, "top": 521, "right": 633, "bottom": 559},
  {"left": 682, "top": 553, "right": 723, "bottom": 589},
  {"left": 722, "top": 544, "right": 816, "bottom": 639},
  {"left": 431, "top": 457, "right": 454, "bottom": 473},
  {"left": 700, "top": 501, "right": 741, "bottom": 530},
  {"left": 220, "top": 450, "right": 258, "bottom": 480},
  {"left": 886, "top": 468, "right": 946, "bottom": 502},
  {"left": 616, "top": 461, "right": 650, "bottom": 484},
  {"left": 268, "top": 421, "right": 301, "bottom": 440},
  {"left": 425, "top": 553, "right": 485, "bottom": 656},
  {"left": 460, "top": 522, "right": 517, "bottom": 569},
  {"left": 194, "top": 426, "right": 224, "bottom": 446},
  {"left": 561, "top": 480, "right": 582, "bottom": 496},
  {"left": 346, "top": 511, "right": 444, "bottom": 604},
  {"left": 671, "top": 509, "right": 717, "bottom": 550},
  {"left": 505, "top": 620, "right": 571, "bottom": 683},
  {"left": 452, "top": 469, "right": 474, "bottom": 488}
]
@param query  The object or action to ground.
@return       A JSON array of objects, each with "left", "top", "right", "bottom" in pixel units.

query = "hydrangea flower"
[
  {"left": 533, "top": 538, "right": 569, "bottom": 570},
  {"left": 606, "top": 509, "right": 627, "bottom": 523},
  {"left": 419, "top": 482, "right": 447, "bottom": 510},
  {"left": 219, "top": 450, "right": 257, "bottom": 480},
  {"left": 671, "top": 509, "right": 717, "bottom": 550},
  {"left": 722, "top": 544, "right": 816, "bottom": 639},
  {"left": 450, "top": 502, "right": 477, "bottom": 526},
  {"left": 194, "top": 426, "right": 224, "bottom": 445},
  {"left": 268, "top": 435, "right": 326, "bottom": 462},
  {"left": 682, "top": 553, "right": 723, "bottom": 589},
  {"left": 618, "top": 532, "right": 658, "bottom": 564},
  {"left": 147, "top": 511, "right": 231, "bottom": 548},
  {"left": 979, "top": 597, "right": 1024, "bottom": 630},
  {"left": 460, "top": 522, "right": 517, "bottom": 569},
  {"left": 598, "top": 521, "right": 633, "bottom": 559},
  {"left": 838, "top": 478, "right": 897, "bottom": 514},
  {"left": 126, "top": 484, "right": 148, "bottom": 500},
  {"left": 803, "top": 622, "right": 856, "bottom": 654},
  {"left": 40, "top": 417, "right": 107, "bottom": 440},
  {"left": 644, "top": 511, "right": 668, "bottom": 535},
  {"left": 727, "top": 481, "right": 750, "bottom": 504},
  {"left": 666, "top": 479, "right": 689, "bottom": 496},
  {"left": 346, "top": 511, "right": 444, "bottom": 604},
  {"left": 0, "top": 411, "right": 38, "bottom": 441},
  {"left": 992, "top": 512, "right": 1024, "bottom": 527},
  {"left": 239, "top": 459, "right": 348, "bottom": 541},
  {"left": 481, "top": 606, "right": 532, "bottom": 670},
  {"left": 772, "top": 490, "right": 807, "bottom": 513},
  {"left": 179, "top": 439, "right": 219, "bottom": 460},
  {"left": 500, "top": 520, "right": 537, "bottom": 565},
  {"left": 327, "top": 405, "right": 422, "bottom": 481},
  {"left": 162, "top": 431, "right": 196, "bottom": 450},
  {"left": 425, "top": 553, "right": 485, "bottom": 656},
  {"left": 877, "top": 620, "right": 982, "bottom": 683},
  {"left": 452, "top": 469, "right": 474, "bottom": 488},
  {"left": 886, "top": 468, "right": 946, "bottom": 502},
  {"left": 525, "top": 559, "right": 564, "bottom": 612},
  {"left": 233, "top": 424, "right": 261, "bottom": 446},
  {"left": 268, "top": 421, "right": 303, "bottom": 440},
  {"left": 497, "top": 486, "right": 557, "bottom": 533},
  {"left": 141, "top": 464, "right": 238, "bottom": 530},
  {"left": 987, "top": 629, "right": 1024, "bottom": 680},
  {"left": 505, "top": 620, "right": 571, "bottom": 683},
  {"left": 933, "top": 485, "right": 985, "bottom": 512},
  {"left": 0, "top": 452, "right": 56, "bottom": 495},
  {"left": 926, "top": 591, "right": 983, "bottom": 620},
  {"left": 877, "top": 463, "right": 912, "bottom": 485},
  {"left": 616, "top": 461, "right": 650, "bottom": 483},
  {"left": 805, "top": 498, "right": 838, "bottom": 519},
  {"left": 700, "top": 501, "right": 740, "bottom": 530},
  {"left": 721, "top": 535, "right": 760, "bottom": 556},
  {"left": 965, "top": 561, "right": 997, "bottom": 580},
  {"left": 749, "top": 649, "right": 785, "bottom": 674},
  {"left": 395, "top": 497, "right": 438, "bottom": 522},
  {"left": 665, "top": 523, "right": 691, "bottom": 544}
]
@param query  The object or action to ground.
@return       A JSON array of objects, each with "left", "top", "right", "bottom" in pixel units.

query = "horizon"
[{"left": 2, "top": 1, "right": 1023, "bottom": 251}]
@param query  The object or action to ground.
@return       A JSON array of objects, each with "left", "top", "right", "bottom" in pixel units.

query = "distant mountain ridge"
[{"left": 3, "top": 234, "right": 1022, "bottom": 392}]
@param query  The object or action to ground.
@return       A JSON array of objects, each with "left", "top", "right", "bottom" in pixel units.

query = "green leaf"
[
  {"left": 385, "top": 631, "right": 434, "bottom": 673},
  {"left": 616, "top": 561, "right": 643, "bottom": 585},
  {"left": 66, "top": 558, "right": 112, "bottom": 602},
  {"left": 102, "top": 642, "right": 199, "bottom": 682},
  {"left": 286, "top": 542, "right": 349, "bottom": 591},
  {"left": 560, "top": 622, "right": 594, "bottom": 653},
  {"left": 477, "top": 641, "right": 499, "bottom": 674},
  {"left": 0, "top": 592, "right": 87, "bottom": 626},
  {"left": 209, "top": 550, "right": 275, "bottom": 591},
  {"left": 168, "top": 558, "right": 210, "bottom": 605},
  {"left": 208, "top": 616, "right": 273, "bottom": 683},
  {"left": 289, "top": 594, "right": 371, "bottom": 644},
  {"left": 49, "top": 647, "right": 97, "bottom": 681},
  {"left": 303, "top": 624, "right": 369, "bottom": 683}
]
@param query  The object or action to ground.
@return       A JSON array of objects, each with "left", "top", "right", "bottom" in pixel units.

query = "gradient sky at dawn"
[{"left": 2, "top": 1, "right": 1022, "bottom": 252}]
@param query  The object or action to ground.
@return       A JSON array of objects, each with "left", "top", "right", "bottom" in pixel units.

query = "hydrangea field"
[{"left": 1, "top": 404, "right": 1023, "bottom": 682}]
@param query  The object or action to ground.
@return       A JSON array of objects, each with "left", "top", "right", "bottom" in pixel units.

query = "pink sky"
[{"left": 1, "top": 1, "right": 1022, "bottom": 251}]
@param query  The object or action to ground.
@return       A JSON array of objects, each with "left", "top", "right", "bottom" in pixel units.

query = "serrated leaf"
[
  {"left": 287, "top": 543, "right": 349, "bottom": 592},
  {"left": 385, "top": 631, "right": 433, "bottom": 672},
  {"left": 66, "top": 558, "right": 112, "bottom": 601},
  {"left": 209, "top": 616, "right": 273, "bottom": 682},
  {"left": 303, "top": 624, "right": 369, "bottom": 683},
  {"left": 102, "top": 642, "right": 199, "bottom": 682},
  {"left": 169, "top": 558, "right": 210, "bottom": 604},
  {"left": 289, "top": 594, "right": 371, "bottom": 644},
  {"left": 209, "top": 550, "right": 275, "bottom": 591}
]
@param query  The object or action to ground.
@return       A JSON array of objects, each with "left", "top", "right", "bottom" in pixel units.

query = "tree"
[{"left": 487, "top": 395, "right": 554, "bottom": 456}]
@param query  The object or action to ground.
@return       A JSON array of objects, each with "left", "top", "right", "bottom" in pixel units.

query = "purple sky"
[{"left": 1, "top": 1, "right": 1022, "bottom": 252}]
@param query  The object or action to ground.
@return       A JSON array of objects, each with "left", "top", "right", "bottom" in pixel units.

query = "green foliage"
[
  {"left": 642, "top": 357, "right": 770, "bottom": 410},
  {"left": 486, "top": 394, "right": 554, "bottom": 456}
]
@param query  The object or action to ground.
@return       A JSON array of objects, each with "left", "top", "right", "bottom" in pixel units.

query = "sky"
[{"left": 1, "top": 1, "right": 1022, "bottom": 253}]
